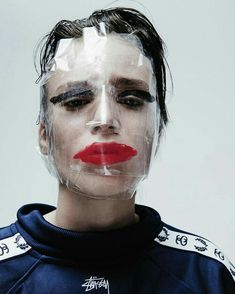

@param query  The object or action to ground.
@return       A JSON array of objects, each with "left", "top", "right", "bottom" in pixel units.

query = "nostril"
[{"left": 91, "top": 124, "right": 117, "bottom": 134}]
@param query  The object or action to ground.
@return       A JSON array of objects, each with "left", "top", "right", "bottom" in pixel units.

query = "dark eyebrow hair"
[
  {"left": 57, "top": 81, "right": 89, "bottom": 92},
  {"left": 57, "top": 78, "right": 150, "bottom": 92},
  {"left": 111, "top": 77, "right": 150, "bottom": 90}
]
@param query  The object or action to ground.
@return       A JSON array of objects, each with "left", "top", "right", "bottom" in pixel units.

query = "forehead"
[{"left": 45, "top": 33, "right": 155, "bottom": 97}]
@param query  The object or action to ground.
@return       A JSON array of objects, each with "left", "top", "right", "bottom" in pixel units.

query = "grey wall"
[{"left": 0, "top": 0, "right": 234, "bottom": 263}]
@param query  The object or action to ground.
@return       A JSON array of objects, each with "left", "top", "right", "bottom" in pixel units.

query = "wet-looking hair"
[{"left": 36, "top": 7, "right": 169, "bottom": 139}]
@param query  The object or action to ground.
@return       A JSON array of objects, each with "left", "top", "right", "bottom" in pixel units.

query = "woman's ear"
[{"left": 38, "top": 122, "right": 49, "bottom": 155}]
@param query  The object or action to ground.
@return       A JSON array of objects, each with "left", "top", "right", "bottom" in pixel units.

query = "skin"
[{"left": 39, "top": 33, "right": 157, "bottom": 231}]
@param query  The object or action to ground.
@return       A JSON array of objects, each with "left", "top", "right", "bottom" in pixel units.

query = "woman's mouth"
[{"left": 73, "top": 142, "right": 137, "bottom": 165}]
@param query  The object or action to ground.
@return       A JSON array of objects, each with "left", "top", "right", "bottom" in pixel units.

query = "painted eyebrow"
[
  {"left": 49, "top": 78, "right": 156, "bottom": 104},
  {"left": 50, "top": 82, "right": 93, "bottom": 104}
]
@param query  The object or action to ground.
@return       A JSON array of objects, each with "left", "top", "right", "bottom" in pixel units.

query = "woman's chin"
[{"left": 63, "top": 171, "right": 140, "bottom": 199}]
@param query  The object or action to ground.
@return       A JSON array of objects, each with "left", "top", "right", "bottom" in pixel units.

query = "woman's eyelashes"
[
  {"left": 116, "top": 95, "right": 144, "bottom": 109},
  {"left": 116, "top": 90, "right": 154, "bottom": 110}
]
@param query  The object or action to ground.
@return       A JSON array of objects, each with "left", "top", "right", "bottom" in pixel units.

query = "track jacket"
[{"left": 0, "top": 203, "right": 234, "bottom": 293}]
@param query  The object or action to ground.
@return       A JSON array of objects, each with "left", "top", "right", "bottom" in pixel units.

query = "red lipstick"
[{"left": 73, "top": 142, "right": 137, "bottom": 165}]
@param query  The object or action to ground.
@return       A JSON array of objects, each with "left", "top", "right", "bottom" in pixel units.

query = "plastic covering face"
[{"left": 39, "top": 25, "right": 160, "bottom": 199}]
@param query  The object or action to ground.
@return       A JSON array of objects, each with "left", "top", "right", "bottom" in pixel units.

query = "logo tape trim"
[
  {"left": 0, "top": 233, "right": 31, "bottom": 261},
  {"left": 155, "top": 226, "right": 235, "bottom": 282}
]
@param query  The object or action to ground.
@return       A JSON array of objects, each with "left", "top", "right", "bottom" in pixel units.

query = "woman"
[{"left": 0, "top": 7, "right": 234, "bottom": 293}]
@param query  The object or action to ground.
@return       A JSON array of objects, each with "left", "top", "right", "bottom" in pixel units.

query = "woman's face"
[{"left": 40, "top": 32, "right": 158, "bottom": 199}]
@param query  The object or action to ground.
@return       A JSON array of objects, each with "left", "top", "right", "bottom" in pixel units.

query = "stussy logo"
[{"left": 82, "top": 276, "right": 110, "bottom": 293}]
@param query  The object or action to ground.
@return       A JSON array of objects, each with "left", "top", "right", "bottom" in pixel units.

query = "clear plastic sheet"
[{"left": 39, "top": 26, "right": 159, "bottom": 199}]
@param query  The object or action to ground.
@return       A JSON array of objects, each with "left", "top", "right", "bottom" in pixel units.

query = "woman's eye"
[
  {"left": 62, "top": 98, "right": 91, "bottom": 110},
  {"left": 61, "top": 91, "right": 93, "bottom": 110},
  {"left": 117, "top": 96, "right": 144, "bottom": 109}
]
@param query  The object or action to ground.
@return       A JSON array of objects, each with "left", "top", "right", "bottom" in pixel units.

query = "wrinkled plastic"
[{"left": 39, "top": 25, "right": 159, "bottom": 199}]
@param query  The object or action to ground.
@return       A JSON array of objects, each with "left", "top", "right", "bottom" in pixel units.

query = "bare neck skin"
[{"left": 44, "top": 183, "right": 139, "bottom": 232}]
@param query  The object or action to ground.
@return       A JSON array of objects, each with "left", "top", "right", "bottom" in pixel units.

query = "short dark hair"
[{"left": 36, "top": 7, "right": 169, "bottom": 138}]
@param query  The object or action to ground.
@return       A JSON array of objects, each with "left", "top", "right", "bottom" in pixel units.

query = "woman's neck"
[{"left": 44, "top": 184, "right": 139, "bottom": 231}]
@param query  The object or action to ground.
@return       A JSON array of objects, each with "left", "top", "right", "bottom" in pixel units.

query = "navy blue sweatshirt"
[{"left": 0, "top": 204, "right": 234, "bottom": 293}]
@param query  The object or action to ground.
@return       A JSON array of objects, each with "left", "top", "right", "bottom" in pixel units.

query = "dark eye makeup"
[
  {"left": 49, "top": 87, "right": 155, "bottom": 111},
  {"left": 118, "top": 90, "right": 155, "bottom": 102},
  {"left": 50, "top": 88, "right": 94, "bottom": 105},
  {"left": 116, "top": 90, "right": 155, "bottom": 109}
]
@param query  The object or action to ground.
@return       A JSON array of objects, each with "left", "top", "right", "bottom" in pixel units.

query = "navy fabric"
[{"left": 0, "top": 203, "right": 234, "bottom": 294}]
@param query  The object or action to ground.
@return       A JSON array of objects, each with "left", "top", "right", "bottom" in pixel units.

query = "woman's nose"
[
  {"left": 89, "top": 121, "right": 120, "bottom": 135},
  {"left": 86, "top": 86, "right": 121, "bottom": 135}
]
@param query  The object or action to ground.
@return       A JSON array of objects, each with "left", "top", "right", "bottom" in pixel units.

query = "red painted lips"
[{"left": 73, "top": 142, "right": 137, "bottom": 165}]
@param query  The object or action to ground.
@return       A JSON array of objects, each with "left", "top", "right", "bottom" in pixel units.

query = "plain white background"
[{"left": 0, "top": 0, "right": 234, "bottom": 263}]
